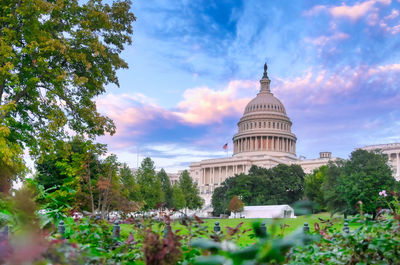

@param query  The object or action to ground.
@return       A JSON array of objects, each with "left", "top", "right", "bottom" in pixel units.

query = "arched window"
[
  {"left": 268, "top": 122, "right": 271, "bottom": 128},
  {"left": 259, "top": 122, "right": 261, "bottom": 128},
  {"left": 250, "top": 123, "right": 253, "bottom": 129},
  {"left": 264, "top": 121, "right": 266, "bottom": 128},
  {"left": 273, "top": 122, "right": 275, "bottom": 128}
]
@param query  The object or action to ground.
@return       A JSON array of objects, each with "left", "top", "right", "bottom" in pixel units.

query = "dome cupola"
[{"left": 232, "top": 64, "right": 297, "bottom": 159}]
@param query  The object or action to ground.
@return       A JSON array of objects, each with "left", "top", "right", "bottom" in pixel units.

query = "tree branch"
[
  {"left": 0, "top": 80, "right": 5, "bottom": 105},
  {"left": 12, "top": 86, "right": 30, "bottom": 104}
]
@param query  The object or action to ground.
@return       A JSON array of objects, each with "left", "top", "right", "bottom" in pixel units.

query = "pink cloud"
[
  {"left": 390, "top": 24, "right": 400, "bottom": 34},
  {"left": 97, "top": 63, "right": 400, "bottom": 149},
  {"left": 174, "top": 80, "right": 257, "bottom": 125},
  {"left": 97, "top": 93, "right": 174, "bottom": 138},
  {"left": 306, "top": 32, "right": 350, "bottom": 46},
  {"left": 384, "top": 9, "right": 399, "bottom": 19},
  {"left": 306, "top": 0, "right": 391, "bottom": 21},
  {"left": 275, "top": 63, "right": 400, "bottom": 106},
  {"left": 97, "top": 80, "right": 258, "bottom": 139}
]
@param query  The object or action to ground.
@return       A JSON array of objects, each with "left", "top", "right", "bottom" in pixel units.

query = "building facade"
[
  {"left": 360, "top": 143, "right": 400, "bottom": 180},
  {"left": 189, "top": 64, "right": 338, "bottom": 206}
]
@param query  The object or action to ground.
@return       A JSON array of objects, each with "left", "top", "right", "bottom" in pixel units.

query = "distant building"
[
  {"left": 359, "top": 143, "right": 400, "bottom": 180},
  {"left": 189, "top": 64, "right": 339, "bottom": 206}
]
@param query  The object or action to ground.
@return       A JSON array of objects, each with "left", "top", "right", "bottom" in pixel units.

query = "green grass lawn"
[{"left": 120, "top": 212, "right": 357, "bottom": 246}]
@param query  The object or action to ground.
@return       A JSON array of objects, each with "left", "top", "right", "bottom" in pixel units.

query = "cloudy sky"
[{"left": 97, "top": 0, "right": 400, "bottom": 172}]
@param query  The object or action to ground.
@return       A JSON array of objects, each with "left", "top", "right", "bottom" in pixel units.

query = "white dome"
[
  {"left": 244, "top": 91, "right": 286, "bottom": 115},
  {"left": 232, "top": 64, "right": 297, "bottom": 158}
]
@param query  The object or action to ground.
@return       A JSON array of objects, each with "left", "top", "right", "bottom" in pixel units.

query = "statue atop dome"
[{"left": 263, "top": 62, "right": 269, "bottom": 79}]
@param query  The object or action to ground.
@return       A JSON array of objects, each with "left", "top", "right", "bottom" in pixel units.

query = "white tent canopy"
[{"left": 230, "top": 205, "right": 295, "bottom": 218}]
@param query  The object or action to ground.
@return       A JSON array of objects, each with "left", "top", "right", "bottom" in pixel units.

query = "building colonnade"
[
  {"left": 197, "top": 164, "right": 250, "bottom": 194},
  {"left": 389, "top": 152, "right": 400, "bottom": 179},
  {"left": 233, "top": 136, "right": 295, "bottom": 154}
]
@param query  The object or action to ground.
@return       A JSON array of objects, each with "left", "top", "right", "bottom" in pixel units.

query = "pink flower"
[{"left": 379, "top": 190, "right": 387, "bottom": 197}]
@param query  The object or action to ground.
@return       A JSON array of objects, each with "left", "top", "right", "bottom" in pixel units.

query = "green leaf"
[
  {"left": 192, "top": 239, "right": 222, "bottom": 251},
  {"left": 194, "top": 255, "right": 227, "bottom": 265}
]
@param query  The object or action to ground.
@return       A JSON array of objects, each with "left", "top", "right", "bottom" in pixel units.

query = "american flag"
[{"left": 222, "top": 143, "right": 228, "bottom": 150}]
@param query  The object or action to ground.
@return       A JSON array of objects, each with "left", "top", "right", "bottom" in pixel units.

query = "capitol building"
[{"left": 189, "top": 64, "right": 400, "bottom": 206}]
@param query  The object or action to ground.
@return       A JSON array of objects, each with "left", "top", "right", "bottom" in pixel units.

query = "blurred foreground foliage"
[{"left": 2, "top": 185, "right": 400, "bottom": 264}]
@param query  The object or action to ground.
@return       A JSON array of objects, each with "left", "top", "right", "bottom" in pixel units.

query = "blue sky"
[{"left": 97, "top": 0, "right": 400, "bottom": 172}]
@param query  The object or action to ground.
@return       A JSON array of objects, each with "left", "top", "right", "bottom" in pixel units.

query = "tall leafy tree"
[
  {"left": 34, "top": 136, "right": 106, "bottom": 214},
  {"left": 171, "top": 183, "right": 185, "bottom": 210},
  {"left": 0, "top": 0, "right": 135, "bottom": 189},
  {"left": 0, "top": 119, "right": 26, "bottom": 193},
  {"left": 340, "top": 149, "right": 397, "bottom": 215},
  {"left": 136, "top": 157, "right": 163, "bottom": 210},
  {"left": 119, "top": 163, "right": 140, "bottom": 202},
  {"left": 305, "top": 165, "right": 328, "bottom": 209},
  {"left": 212, "top": 183, "right": 230, "bottom": 216},
  {"left": 97, "top": 154, "right": 120, "bottom": 218},
  {"left": 178, "top": 170, "right": 203, "bottom": 211},
  {"left": 157, "top": 168, "right": 173, "bottom": 209},
  {"left": 321, "top": 161, "right": 347, "bottom": 215}
]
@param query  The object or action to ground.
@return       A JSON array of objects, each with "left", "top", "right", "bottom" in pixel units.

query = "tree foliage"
[
  {"left": 136, "top": 157, "right": 163, "bottom": 210},
  {"left": 228, "top": 195, "right": 244, "bottom": 213},
  {"left": 340, "top": 149, "right": 397, "bottom": 215},
  {"left": 171, "top": 183, "right": 185, "bottom": 210},
  {"left": 179, "top": 170, "right": 203, "bottom": 211},
  {"left": 119, "top": 163, "right": 140, "bottom": 202},
  {"left": 0, "top": 0, "right": 135, "bottom": 188},
  {"left": 304, "top": 165, "right": 327, "bottom": 210},
  {"left": 212, "top": 164, "right": 305, "bottom": 215},
  {"left": 320, "top": 160, "right": 347, "bottom": 215},
  {"left": 157, "top": 168, "right": 173, "bottom": 209}
]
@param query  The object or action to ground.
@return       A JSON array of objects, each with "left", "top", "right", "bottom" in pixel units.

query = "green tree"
[
  {"left": 320, "top": 160, "right": 347, "bottom": 215},
  {"left": 171, "top": 183, "right": 185, "bottom": 210},
  {"left": 119, "top": 163, "right": 140, "bottom": 202},
  {"left": 136, "top": 157, "right": 163, "bottom": 210},
  {"left": 212, "top": 184, "right": 230, "bottom": 216},
  {"left": 0, "top": 0, "right": 135, "bottom": 187},
  {"left": 178, "top": 170, "right": 203, "bottom": 212},
  {"left": 34, "top": 136, "right": 106, "bottom": 214},
  {"left": 340, "top": 149, "right": 397, "bottom": 215},
  {"left": 211, "top": 164, "right": 305, "bottom": 214},
  {"left": 304, "top": 165, "right": 327, "bottom": 210},
  {"left": 268, "top": 164, "right": 305, "bottom": 204},
  {"left": 97, "top": 154, "right": 120, "bottom": 218},
  {"left": 228, "top": 195, "right": 244, "bottom": 217},
  {"left": 157, "top": 169, "right": 173, "bottom": 209},
  {"left": 0, "top": 119, "right": 26, "bottom": 193}
]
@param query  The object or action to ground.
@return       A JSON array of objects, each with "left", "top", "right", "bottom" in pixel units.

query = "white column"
[{"left": 397, "top": 152, "right": 400, "bottom": 179}]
